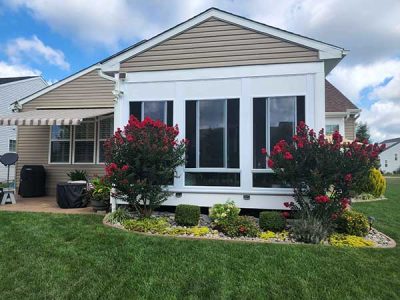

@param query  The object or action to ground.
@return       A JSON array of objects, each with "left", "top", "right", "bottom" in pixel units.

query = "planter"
[{"left": 91, "top": 199, "right": 109, "bottom": 212}]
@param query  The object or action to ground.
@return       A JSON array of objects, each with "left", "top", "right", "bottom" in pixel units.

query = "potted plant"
[
  {"left": 67, "top": 170, "right": 88, "bottom": 183},
  {"left": 85, "top": 177, "right": 111, "bottom": 212}
]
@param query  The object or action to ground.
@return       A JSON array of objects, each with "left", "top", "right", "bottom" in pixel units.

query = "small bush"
[
  {"left": 105, "top": 208, "right": 130, "bottom": 224},
  {"left": 209, "top": 200, "right": 240, "bottom": 226},
  {"left": 291, "top": 217, "right": 330, "bottom": 244},
  {"left": 220, "top": 216, "right": 259, "bottom": 238},
  {"left": 67, "top": 170, "right": 88, "bottom": 181},
  {"left": 175, "top": 204, "right": 200, "bottom": 226},
  {"left": 259, "top": 230, "right": 289, "bottom": 241},
  {"left": 367, "top": 168, "right": 386, "bottom": 197},
  {"left": 259, "top": 211, "right": 286, "bottom": 232},
  {"left": 336, "top": 210, "right": 369, "bottom": 237},
  {"left": 123, "top": 218, "right": 169, "bottom": 233},
  {"left": 164, "top": 226, "right": 210, "bottom": 236},
  {"left": 329, "top": 233, "right": 375, "bottom": 247}
]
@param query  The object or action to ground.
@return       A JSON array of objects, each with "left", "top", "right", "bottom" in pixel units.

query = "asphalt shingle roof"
[
  {"left": 325, "top": 80, "right": 358, "bottom": 112},
  {"left": 0, "top": 76, "right": 37, "bottom": 85}
]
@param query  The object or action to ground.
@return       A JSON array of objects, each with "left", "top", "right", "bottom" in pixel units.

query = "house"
[
  {"left": 0, "top": 8, "right": 360, "bottom": 209},
  {"left": 325, "top": 80, "right": 360, "bottom": 140},
  {"left": 0, "top": 76, "right": 47, "bottom": 182},
  {"left": 379, "top": 138, "right": 400, "bottom": 173}
]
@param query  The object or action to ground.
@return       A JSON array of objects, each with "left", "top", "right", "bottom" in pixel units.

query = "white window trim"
[
  {"left": 73, "top": 119, "right": 96, "bottom": 164},
  {"left": 48, "top": 125, "right": 72, "bottom": 164},
  {"left": 97, "top": 115, "right": 114, "bottom": 164}
]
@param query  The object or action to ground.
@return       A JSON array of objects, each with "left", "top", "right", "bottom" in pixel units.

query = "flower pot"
[{"left": 90, "top": 199, "right": 109, "bottom": 212}]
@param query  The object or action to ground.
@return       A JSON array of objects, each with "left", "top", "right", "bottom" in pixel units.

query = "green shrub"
[
  {"left": 336, "top": 210, "right": 369, "bottom": 237},
  {"left": 259, "top": 230, "right": 289, "bottom": 241},
  {"left": 220, "top": 216, "right": 259, "bottom": 238},
  {"left": 259, "top": 211, "right": 286, "bottom": 232},
  {"left": 209, "top": 200, "right": 240, "bottom": 226},
  {"left": 123, "top": 218, "right": 169, "bottom": 233},
  {"left": 67, "top": 170, "right": 88, "bottom": 181},
  {"left": 175, "top": 204, "right": 200, "bottom": 226},
  {"left": 291, "top": 217, "right": 330, "bottom": 244},
  {"left": 329, "top": 233, "right": 375, "bottom": 247},
  {"left": 367, "top": 168, "right": 386, "bottom": 197},
  {"left": 105, "top": 208, "right": 130, "bottom": 224}
]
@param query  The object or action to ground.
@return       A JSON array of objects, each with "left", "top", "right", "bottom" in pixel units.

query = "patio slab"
[{"left": 0, "top": 196, "right": 95, "bottom": 214}]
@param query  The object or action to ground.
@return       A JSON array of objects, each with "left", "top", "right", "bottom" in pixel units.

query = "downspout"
[{"left": 97, "top": 70, "right": 123, "bottom": 102}]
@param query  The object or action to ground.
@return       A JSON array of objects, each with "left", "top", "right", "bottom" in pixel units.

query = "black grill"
[{"left": 19, "top": 165, "right": 46, "bottom": 197}]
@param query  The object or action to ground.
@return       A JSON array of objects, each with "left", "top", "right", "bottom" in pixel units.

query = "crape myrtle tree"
[
  {"left": 262, "top": 122, "right": 385, "bottom": 226},
  {"left": 104, "top": 116, "right": 186, "bottom": 217}
]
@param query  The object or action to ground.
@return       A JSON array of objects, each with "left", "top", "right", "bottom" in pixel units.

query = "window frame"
[
  {"left": 8, "top": 139, "right": 16, "bottom": 153},
  {"left": 184, "top": 98, "right": 241, "bottom": 187},
  {"left": 97, "top": 115, "right": 114, "bottom": 164},
  {"left": 48, "top": 125, "right": 72, "bottom": 164},
  {"left": 72, "top": 119, "right": 96, "bottom": 164},
  {"left": 141, "top": 101, "right": 168, "bottom": 123},
  {"left": 326, "top": 124, "right": 340, "bottom": 135}
]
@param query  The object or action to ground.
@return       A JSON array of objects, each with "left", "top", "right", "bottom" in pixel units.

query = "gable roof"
[
  {"left": 102, "top": 7, "right": 347, "bottom": 71},
  {"left": 0, "top": 76, "right": 38, "bottom": 85},
  {"left": 325, "top": 80, "right": 359, "bottom": 113},
  {"left": 381, "top": 137, "right": 400, "bottom": 144}
]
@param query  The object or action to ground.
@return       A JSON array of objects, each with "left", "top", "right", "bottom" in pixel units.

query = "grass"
[{"left": 0, "top": 180, "right": 399, "bottom": 299}]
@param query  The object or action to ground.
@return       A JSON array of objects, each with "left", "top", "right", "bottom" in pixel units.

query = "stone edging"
[{"left": 102, "top": 218, "right": 396, "bottom": 248}]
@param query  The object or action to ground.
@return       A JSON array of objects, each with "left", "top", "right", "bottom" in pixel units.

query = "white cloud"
[
  {"left": 0, "top": 61, "right": 40, "bottom": 77},
  {"left": 6, "top": 35, "right": 69, "bottom": 70}
]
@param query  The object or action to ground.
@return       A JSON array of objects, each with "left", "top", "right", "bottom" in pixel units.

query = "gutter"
[{"left": 97, "top": 70, "right": 123, "bottom": 102}]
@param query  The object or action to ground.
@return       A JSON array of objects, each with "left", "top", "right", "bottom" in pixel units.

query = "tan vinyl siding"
[
  {"left": 23, "top": 70, "right": 114, "bottom": 111},
  {"left": 345, "top": 117, "right": 356, "bottom": 141},
  {"left": 121, "top": 17, "right": 319, "bottom": 72},
  {"left": 16, "top": 70, "right": 113, "bottom": 196}
]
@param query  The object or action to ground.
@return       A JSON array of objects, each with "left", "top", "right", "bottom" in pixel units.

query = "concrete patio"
[{"left": 0, "top": 196, "right": 95, "bottom": 214}]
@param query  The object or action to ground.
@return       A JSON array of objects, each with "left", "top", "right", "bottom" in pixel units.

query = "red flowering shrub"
[
  {"left": 104, "top": 116, "right": 186, "bottom": 217},
  {"left": 263, "top": 122, "right": 384, "bottom": 227}
]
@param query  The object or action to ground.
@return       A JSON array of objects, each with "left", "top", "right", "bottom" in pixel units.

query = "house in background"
[
  {"left": 379, "top": 138, "right": 400, "bottom": 173},
  {"left": 0, "top": 8, "right": 360, "bottom": 209},
  {"left": 325, "top": 80, "right": 360, "bottom": 140},
  {"left": 0, "top": 76, "right": 47, "bottom": 182}
]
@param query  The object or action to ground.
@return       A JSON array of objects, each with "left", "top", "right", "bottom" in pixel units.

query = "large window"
[
  {"left": 8, "top": 139, "right": 16, "bottom": 152},
  {"left": 129, "top": 101, "right": 173, "bottom": 126},
  {"left": 185, "top": 99, "right": 240, "bottom": 186},
  {"left": 50, "top": 125, "right": 71, "bottom": 163},
  {"left": 50, "top": 116, "right": 114, "bottom": 164},
  {"left": 253, "top": 96, "right": 305, "bottom": 187},
  {"left": 326, "top": 124, "right": 339, "bottom": 135}
]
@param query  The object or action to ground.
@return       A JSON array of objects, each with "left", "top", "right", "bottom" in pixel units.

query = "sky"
[{"left": 0, "top": 0, "right": 399, "bottom": 142}]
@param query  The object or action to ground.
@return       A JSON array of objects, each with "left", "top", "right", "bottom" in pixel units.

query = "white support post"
[{"left": 240, "top": 78, "right": 252, "bottom": 191}]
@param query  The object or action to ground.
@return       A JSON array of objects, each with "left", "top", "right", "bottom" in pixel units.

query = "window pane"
[
  {"left": 167, "top": 101, "right": 173, "bottom": 126},
  {"left": 227, "top": 99, "right": 239, "bottom": 168},
  {"left": 51, "top": 141, "right": 70, "bottom": 163},
  {"left": 326, "top": 124, "right": 339, "bottom": 135},
  {"left": 75, "top": 122, "right": 95, "bottom": 139},
  {"left": 99, "top": 117, "right": 114, "bottom": 139},
  {"left": 143, "top": 101, "right": 165, "bottom": 122},
  {"left": 253, "top": 173, "right": 289, "bottom": 188},
  {"left": 51, "top": 125, "right": 70, "bottom": 140},
  {"left": 74, "top": 141, "right": 94, "bottom": 163},
  {"left": 199, "top": 100, "right": 225, "bottom": 168},
  {"left": 9, "top": 140, "right": 16, "bottom": 152},
  {"left": 296, "top": 96, "right": 305, "bottom": 125},
  {"left": 98, "top": 141, "right": 106, "bottom": 163},
  {"left": 129, "top": 102, "right": 142, "bottom": 120},
  {"left": 186, "top": 172, "right": 240, "bottom": 186},
  {"left": 269, "top": 97, "right": 295, "bottom": 151},
  {"left": 185, "top": 101, "right": 197, "bottom": 168},
  {"left": 253, "top": 98, "right": 267, "bottom": 168}
]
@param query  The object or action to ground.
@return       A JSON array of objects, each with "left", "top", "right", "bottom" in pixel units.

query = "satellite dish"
[{"left": 0, "top": 153, "right": 19, "bottom": 166}]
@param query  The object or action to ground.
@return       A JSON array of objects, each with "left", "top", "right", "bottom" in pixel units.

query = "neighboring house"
[
  {"left": 0, "top": 76, "right": 47, "bottom": 182},
  {"left": 325, "top": 80, "right": 360, "bottom": 140},
  {"left": 0, "top": 8, "right": 358, "bottom": 209},
  {"left": 379, "top": 138, "right": 400, "bottom": 173}
]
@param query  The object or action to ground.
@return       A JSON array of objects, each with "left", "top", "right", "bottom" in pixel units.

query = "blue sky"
[{"left": 0, "top": 0, "right": 399, "bottom": 141}]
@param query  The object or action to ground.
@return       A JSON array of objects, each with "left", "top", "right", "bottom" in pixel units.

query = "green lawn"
[{"left": 1, "top": 180, "right": 399, "bottom": 299}]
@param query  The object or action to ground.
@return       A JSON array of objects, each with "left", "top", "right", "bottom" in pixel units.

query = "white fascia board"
[
  {"left": 101, "top": 8, "right": 345, "bottom": 71},
  {"left": 16, "top": 64, "right": 101, "bottom": 107},
  {"left": 125, "top": 62, "right": 324, "bottom": 83},
  {"left": 325, "top": 112, "right": 348, "bottom": 117}
]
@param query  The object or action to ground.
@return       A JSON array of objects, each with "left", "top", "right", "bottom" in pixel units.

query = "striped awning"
[{"left": 0, "top": 108, "right": 114, "bottom": 126}]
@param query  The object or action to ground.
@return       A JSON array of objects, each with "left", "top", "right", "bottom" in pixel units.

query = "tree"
[
  {"left": 104, "top": 116, "right": 186, "bottom": 217},
  {"left": 356, "top": 122, "right": 371, "bottom": 143}
]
